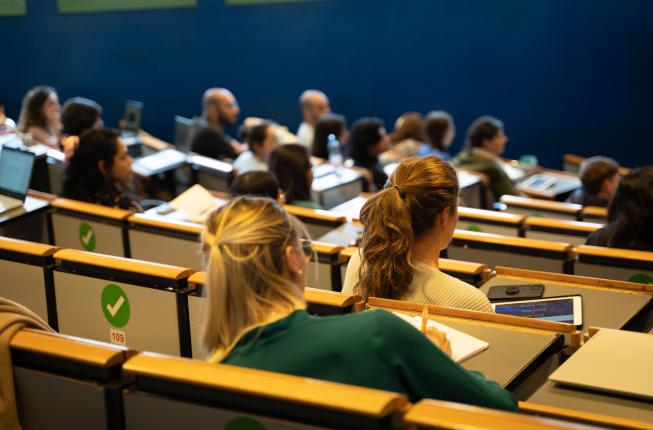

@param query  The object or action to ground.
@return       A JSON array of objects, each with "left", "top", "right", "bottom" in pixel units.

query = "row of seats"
[{"left": 14, "top": 327, "right": 642, "bottom": 430}]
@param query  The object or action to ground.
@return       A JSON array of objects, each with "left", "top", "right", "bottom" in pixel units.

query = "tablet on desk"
[
  {"left": 521, "top": 174, "right": 557, "bottom": 190},
  {"left": 492, "top": 295, "right": 582, "bottom": 327}
]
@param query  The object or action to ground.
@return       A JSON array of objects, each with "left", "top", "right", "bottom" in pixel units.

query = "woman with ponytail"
[
  {"left": 200, "top": 196, "right": 516, "bottom": 410},
  {"left": 343, "top": 156, "right": 492, "bottom": 312}
]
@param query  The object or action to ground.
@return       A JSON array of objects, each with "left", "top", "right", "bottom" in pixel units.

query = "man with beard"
[{"left": 190, "top": 88, "right": 245, "bottom": 161}]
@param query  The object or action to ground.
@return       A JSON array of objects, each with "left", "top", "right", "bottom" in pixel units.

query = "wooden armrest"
[
  {"left": 52, "top": 198, "right": 133, "bottom": 220},
  {"left": 406, "top": 399, "right": 572, "bottom": 430},
  {"left": 575, "top": 245, "right": 653, "bottom": 264},
  {"left": 500, "top": 195, "right": 581, "bottom": 215},
  {"left": 123, "top": 353, "right": 407, "bottom": 417},
  {"left": 304, "top": 287, "right": 360, "bottom": 308},
  {"left": 524, "top": 217, "right": 603, "bottom": 233},
  {"left": 458, "top": 207, "right": 523, "bottom": 225},
  {"left": 340, "top": 247, "right": 358, "bottom": 262},
  {"left": 367, "top": 297, "right": 578, "bottom": 334},
  {"left": 519, "top": 402, "right": 653, "bottom": 430},
  {"left": 581, "top": 206, "right": 607, "bottom": 218},
  {"left": 453, "top": 230, "right": 572, "bottom": 253},
  {"left": 0, "top": 236, "right": 58, "bottom": 257},
  {"left": 284, "top": 205, "right": 346, "bottom": 224},
  {"left": 563, "top": 153, "right": 584, "bottom": 167},
  {"left": 439, "top": 258, "right": 488, "bottom": 276},
  {"left": 10, "top": 328, "right": 133, "bottom": 367},
  {"left": 188, "top": 271, "right": 206, "bottom": 286},
  {"left": 311, "top": 241, "right": 343, "bottom": 255},
  {"left": 495, "top": 266, "right": 651, "bottom": 293},
  {"left": 54, "top": 249, "right": 195, "bottom": 280},
  {"left": 128, "top": 213, "right": 203, "bottom": 235}
]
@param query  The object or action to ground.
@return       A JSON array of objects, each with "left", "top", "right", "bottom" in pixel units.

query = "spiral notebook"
[{"left": 392, "top": 312, "right": 489, "bottom": 363}]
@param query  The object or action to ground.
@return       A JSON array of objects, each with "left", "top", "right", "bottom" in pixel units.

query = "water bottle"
[{"left": 327, "top": 134, "right": 343, "bottom": 166}]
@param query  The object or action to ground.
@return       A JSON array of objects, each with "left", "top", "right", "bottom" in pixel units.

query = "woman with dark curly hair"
[
  {"left": 62, "top": 128, "right": 139, "bottom": 210},
  {"left": 17, "top": 85, "right": 62, "bottom": 148}
]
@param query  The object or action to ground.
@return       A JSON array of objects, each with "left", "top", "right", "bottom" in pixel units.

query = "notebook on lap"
[{"left": 0, "top": 146, "right": 35, "bottom": 214}]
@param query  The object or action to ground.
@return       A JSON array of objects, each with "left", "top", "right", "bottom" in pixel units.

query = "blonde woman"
[
  {"left": 200, "top": 196, "right": 516, "bottom": 410},
  {"left": 342, "top": 156, "right": 493, "bottom": 312}
]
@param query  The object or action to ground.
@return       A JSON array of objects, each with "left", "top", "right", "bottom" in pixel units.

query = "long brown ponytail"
[{"left": 356, "top": 156, "right": 459, "bottom": 299}]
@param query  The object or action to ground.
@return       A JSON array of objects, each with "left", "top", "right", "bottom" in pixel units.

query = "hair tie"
[{"left": 393, "top": 185, "right": 406, "bottom": 200}]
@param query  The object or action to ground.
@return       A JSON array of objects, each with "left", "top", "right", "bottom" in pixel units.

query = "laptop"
[{"left": 0, "top": 146, "right": 36, "bottom": 214}]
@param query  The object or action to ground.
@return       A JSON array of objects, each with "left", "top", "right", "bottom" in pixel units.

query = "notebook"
[
  {"left": 548, "top": 328, "right": 653, "bottom": 400},
  {"left": 392, "top": 312, "right": 489, "bottom": 363},
  {"left": 0, "top": 146, "right": 35, "bottom": 214}
]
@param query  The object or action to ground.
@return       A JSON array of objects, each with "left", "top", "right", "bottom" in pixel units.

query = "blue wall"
[{"left": 1, "top": 0, "right": 652, "bottom": 168}]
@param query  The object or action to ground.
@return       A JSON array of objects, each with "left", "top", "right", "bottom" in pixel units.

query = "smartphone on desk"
[{"left": 487, "top": 284, "right": 545, "bottom": 302}]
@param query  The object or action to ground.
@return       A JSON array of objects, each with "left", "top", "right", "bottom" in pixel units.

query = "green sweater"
[
  {"left": 223, "top": 309, "right": 517, "bottom": 411},
  {"left": 453, "top": 149, "right": 518, "bottom": 200}
]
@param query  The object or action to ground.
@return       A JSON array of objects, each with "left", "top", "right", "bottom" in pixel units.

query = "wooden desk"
[{"left": 480, "top": 267, "right": 653, "bottom": 333}]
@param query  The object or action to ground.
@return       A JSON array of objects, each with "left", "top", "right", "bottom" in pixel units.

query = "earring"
[{"left": 297, "top": 269, "right": 303, "bottom": 275}]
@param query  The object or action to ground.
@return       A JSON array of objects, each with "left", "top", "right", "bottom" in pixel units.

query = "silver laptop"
[{"left": 0, "top": 146, "right": 35, "bottom": 214}]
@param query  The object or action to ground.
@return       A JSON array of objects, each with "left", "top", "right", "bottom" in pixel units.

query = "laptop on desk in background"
[{"left": 0, "top": 146, "right": 36, "bottom": 214}]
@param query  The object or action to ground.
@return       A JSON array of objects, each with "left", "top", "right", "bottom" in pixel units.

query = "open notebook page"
[{"left": 392, "top": 312, "right": 489, "bottom": 363}]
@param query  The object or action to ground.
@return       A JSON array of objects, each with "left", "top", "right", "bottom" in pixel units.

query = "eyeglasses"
[{"left": 300, "top": 239, "right": 313, "bottom": 260}]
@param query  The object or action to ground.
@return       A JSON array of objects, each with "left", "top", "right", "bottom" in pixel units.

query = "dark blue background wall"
[{"left": 1, "top": 0, "right": 652, "bottom": 168}]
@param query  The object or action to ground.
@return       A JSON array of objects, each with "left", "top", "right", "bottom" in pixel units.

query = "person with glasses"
[{"left": 199, "top": 196, "right": 516, "bottom": 410}]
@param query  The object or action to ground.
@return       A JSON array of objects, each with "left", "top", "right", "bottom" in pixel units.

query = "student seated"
[
  {"left": 62, "top": 128, "right": 143, "bottom": 210},
  {"left": 269, "top": 144, "right": 321, "bottom": 209},
  {"left": 17, "top": 85, "right": 62, "bottom": 149},
  {"left": 233, "top": 121, "right": 279, "bottom": 174},
  {"left": 347, "top": 117, "right": 391, "bottom": 191},
  {"left": 228, "top": 171, "right": 281, "bottom": 201},
  {"left": 381, "top": 112, "right": 428, "bottom": 164},
  {"left": 296, "top": 89, "right": 330, "bottom": 149},
  {"left": 453, "top": 116, "right": 518, "bottom": 201},
  {"left": 311, "top": 113, "right": 348, "bottom": 160},
  {"left": 586, "top": 166, "right": 653, "bottom": 251},
  {"left": 343, "top": 156, "right": 492, "bottom": 312},
  {"left": 200, "top": 196, "right": 516, "bottom": 410},
  {"left": 61, "top": 97, "right": 103, "bottom": 136},
  {"left": 565, "top": 156, "right": 619, "bottom": 207},
  {"left": 419, "top": 110, "right": 455, "bottom": 161}
]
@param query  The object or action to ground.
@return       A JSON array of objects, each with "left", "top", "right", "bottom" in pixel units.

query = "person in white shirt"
[
  {"left": 233, "top": 121, "right": 279, "bottom": 174},
  {"left": 342, "top": 156, "right": 492, "bottom": 312},
  {"left": 296, "top": 89, "right": 330, "bottom": 149}
]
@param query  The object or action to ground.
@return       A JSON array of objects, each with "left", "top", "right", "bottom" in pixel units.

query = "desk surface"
[
  {"left": 481, "top": 276, "right": 652, "bottom": 332},
  {"left": 317, "top": 222, "right": 362, "bottom": 247},
  {"left": 528, "top": 381, "right": 653, "bottom": 423},
  {"left": 0, "top": 195, "right": 50, "bottom": 225},
  {"left": 517, "top": 170, "right": 581, "bottom": 201}
]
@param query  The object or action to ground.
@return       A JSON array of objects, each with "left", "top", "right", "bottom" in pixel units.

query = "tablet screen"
[{"left": 493, "top": 297, "right": 579, "bottom": 324}]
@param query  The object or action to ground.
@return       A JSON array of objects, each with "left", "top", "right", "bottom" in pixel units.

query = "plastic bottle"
[{"left": 327, "top": 134, "right": 343, "bottom": 166}]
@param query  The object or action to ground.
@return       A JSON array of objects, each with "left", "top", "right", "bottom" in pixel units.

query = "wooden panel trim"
[
  {"left": 188, "top": 271, "right": 206, "bottom": 286},
  {"left": 54, "top": 249, "right": 195, "bottom": 280},
  {"left": 440, "top": 258, "right": 488, "bottom": 275},
  {"left": 311, "top": 241, "right": 343, "bottom": 255},
  {"left": 27, "top": 189, "right": 57, "bottom": 202},
  {"left": 123, "top": 353, "right": 407, "bottom": 417},
  {"left": 453, "top": 230, "right": 572, "bottom": 253},
  {"left": 405, "top": 399, "right": 574, "bottom": 430},
  {"left": 128, "top": 213, "right": 203, "bottom": 235},
  {"left": 581, "top": 206, "right": 607, "bottom": 219},
  {"left": 367, "top": 297, "right": 578, "bottom": 334},
  {"left": 284, "top": 205, "right": 346, "bottom": 224},
  {"left": 0, "top": 236, "right": 58, "bottom": 257},
  {"left": 563, "top": 153, "right": 584, "bottom": 167},
  {"left": 340, "top": 246, "right": 358, "bottom": 262},
  {"left": 500, "top": 195, "right": 581, "bottom": 215},
  {"left": 457, "top": 207, "right": 524, "bottom": 225},
  {"left": 519, "top": 401, "right": 653, "bottom": 430},
  {"left": 10, "top": 328, "right": 134, "bottom": 367},
  {"left": 52, "top": 198, "right": 133, "bottom": 220},
  {"left": 524, "top": 217, "right": 603, "bottom": 234},
  {"left": 304, "top": 288, "right": 359, "bottom": 307},
  {"left": 575, "top": 245, "right": 653, "bottom": 265},
  {"left": 494, "top": 266, "right": 652, "bottom": 293}
]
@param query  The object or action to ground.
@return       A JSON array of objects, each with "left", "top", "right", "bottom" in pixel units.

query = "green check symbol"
[
  {"left": 79, "top": 223, "right": 96, "bottom": 251},
  {"left": 101, "top": 284, "right": 130, "bottom": 328}
]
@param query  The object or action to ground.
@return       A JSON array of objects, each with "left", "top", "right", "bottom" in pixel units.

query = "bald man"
[
  {"left": 296, "top": 89, "right": 330, "bottom": 149},
  {"left": 190, "top": 88, "right": 244, "bottom": 161}
]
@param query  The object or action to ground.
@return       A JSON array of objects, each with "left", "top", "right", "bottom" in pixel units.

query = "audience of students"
[
  {"left": 228, "top": 171, "right": 281, "bottom": 201},
  {"left": 343, "top": 156, "right": 493, "bottom": 312},
  {"left": 453, "top": 116, "right": 518, "bottom": 201},
  {"left": 199, "top": 196, "right": 517, "bottom": 409},
  {"left": 381, "top": 112, "right": 428, "bottom": 163},
  {"left": 61, "top": 97, "right": 103, "bottom": 137},
  {"left": 585, "top": 166, "right": 653, "bottom": 251},
  {"left": 347, "top": 117, "right": 391, "bottom": 191},
  {"left": 311, "top": 113, "right": 348, "bottom": 160},
  {"left": 566, "top": 156, "right": 620, "bottom": 207},
  {"left": 268, "top": 144, "right": 320, "bottom": 209},
  {"left": 296, "top": 89, "right": 330, "bottom": 149},
  {"left": 232, "top": 121, "right": 279, "bottom": 174},
  {"left": 17, "top": 85, "right": 62, "bottom": 149},
  {"left": 190, "top": 88, "right": 245, "bottom": 161},
  {"left": 62, "top": 128, "right": 142, "bottom": 210},
  {"left": 420, "top": 110, "right": 455, "bottom": 161}
]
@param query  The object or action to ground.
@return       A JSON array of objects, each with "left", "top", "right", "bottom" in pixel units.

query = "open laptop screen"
[{"left": 0, "top": 146, "right": 35, "bottom": 200}]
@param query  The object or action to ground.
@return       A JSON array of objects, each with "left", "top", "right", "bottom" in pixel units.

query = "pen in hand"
[{"left": 421, "top": 305, "right": 429, "bottom": 333}]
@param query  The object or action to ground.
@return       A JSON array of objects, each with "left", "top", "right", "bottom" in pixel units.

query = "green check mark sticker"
[
  {"left": 101, "top": 284, "right": 130, "bottom": 328},
  {"left": 79, "top": 223, "right": 96, "bottom": 251}
]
